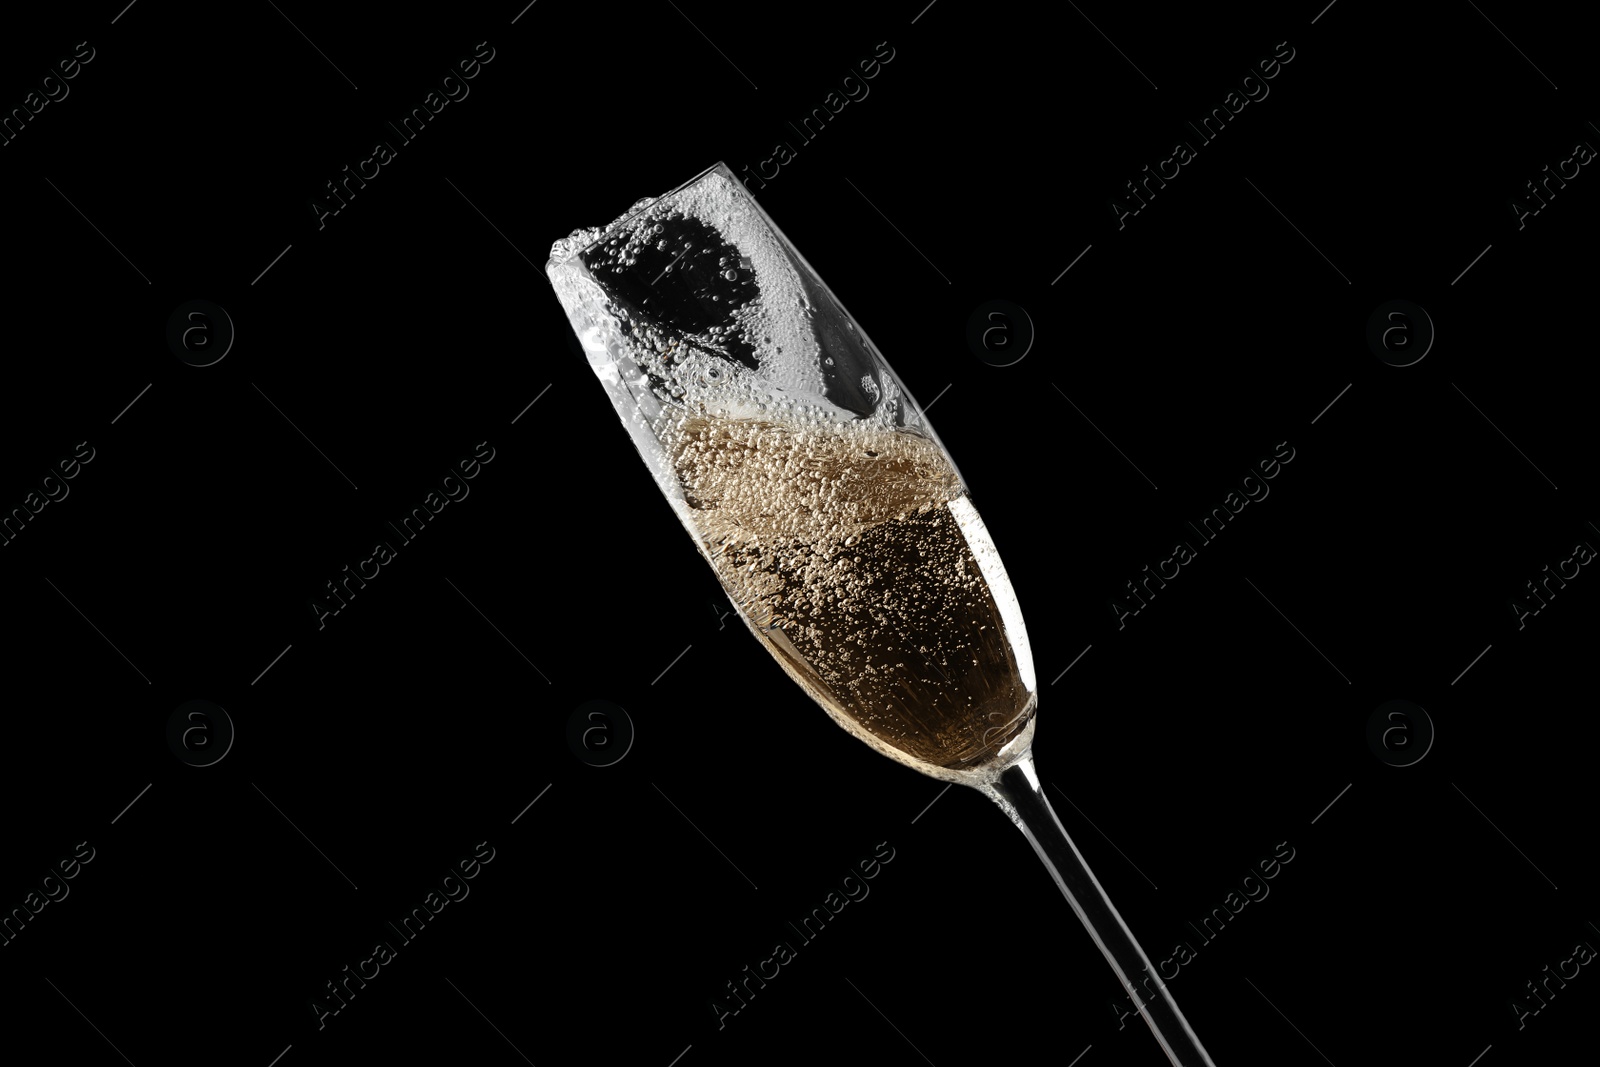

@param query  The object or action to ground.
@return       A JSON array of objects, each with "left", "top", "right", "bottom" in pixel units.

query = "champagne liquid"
[{"left": 666, "top": 412, "right": 1035, "bottom": 771}]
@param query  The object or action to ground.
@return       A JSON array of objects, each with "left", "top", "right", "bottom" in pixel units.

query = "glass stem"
[{"left": 983, "top": 753, "right": 1217, "bottom": 1067}]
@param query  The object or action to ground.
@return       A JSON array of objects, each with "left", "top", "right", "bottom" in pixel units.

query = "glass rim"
[
  {"left": 543, "top": 156, "right": 962, "bottom": 486},
  {"left": 547, "top": 160, "right": 733, "bottom": 268}
]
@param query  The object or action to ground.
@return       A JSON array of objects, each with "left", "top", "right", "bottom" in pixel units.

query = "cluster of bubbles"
[{"left": 554, "top": 169, "right": 904, "bottom": 435}]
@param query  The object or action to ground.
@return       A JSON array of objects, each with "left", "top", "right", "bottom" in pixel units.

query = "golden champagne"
[{"left": 665, "top": 412, "right": 1033, "bottom": 771}]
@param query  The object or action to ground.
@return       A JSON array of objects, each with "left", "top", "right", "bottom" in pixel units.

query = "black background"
[{"left": 1, "top": 2, "right": 1595, "bottom": 1066}]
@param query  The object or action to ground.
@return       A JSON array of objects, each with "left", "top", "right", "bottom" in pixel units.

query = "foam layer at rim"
[{"left": 548, "top": 169, "right": 903, "bottom": 430}]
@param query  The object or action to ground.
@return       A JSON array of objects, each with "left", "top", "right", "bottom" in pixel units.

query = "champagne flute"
[{"left": 545, "top": 162, "right": 1216, "bottom": 1067}]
